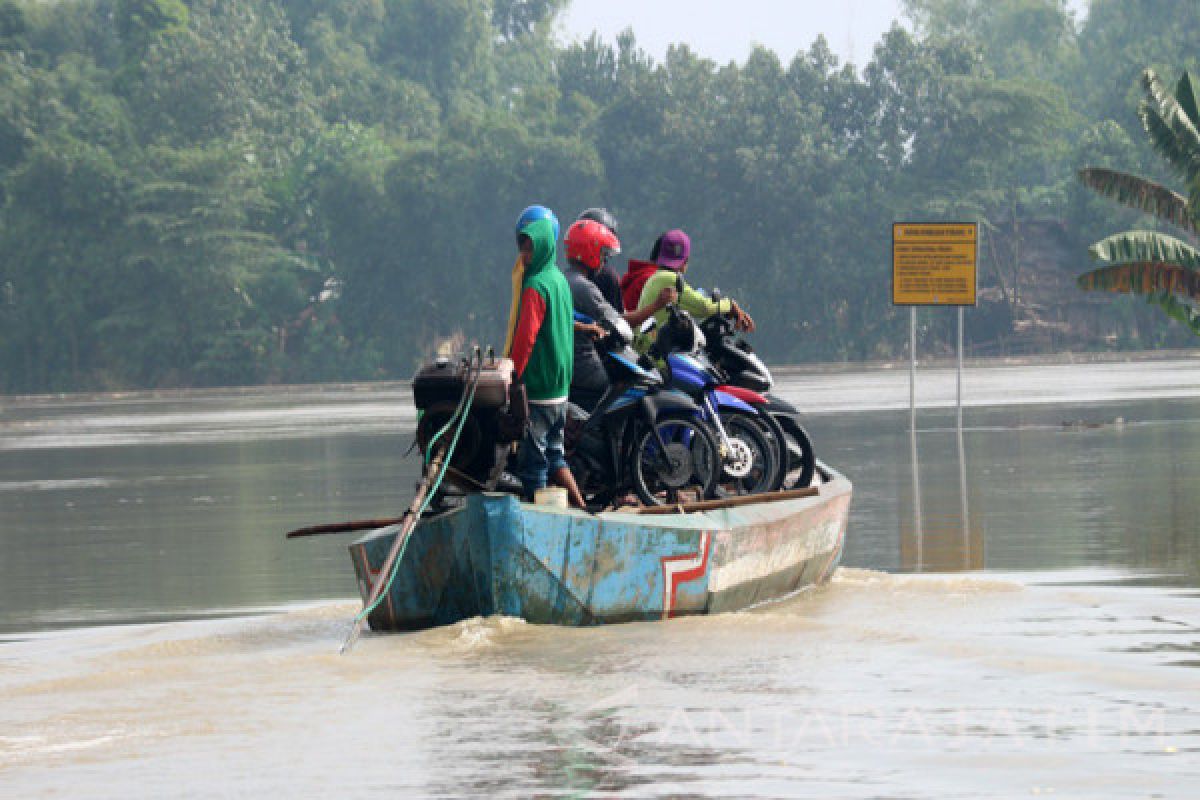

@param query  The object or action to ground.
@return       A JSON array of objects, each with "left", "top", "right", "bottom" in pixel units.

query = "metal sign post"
[
  {"left": 958, "top": 305, "right": 964, "bottom": 429},
  {"left": 892, "top": 222, "right": 978, "bottom": 425},
  {"left": 893, "top": 222, "right": 978, "bottom": 573},
  {"left": 910, "top": 307, "right": 917, "bottom": 431}
]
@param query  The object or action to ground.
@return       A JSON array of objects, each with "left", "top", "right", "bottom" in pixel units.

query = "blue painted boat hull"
[{"left": 348, "top": 464, "right": 851, "bottom": 631}]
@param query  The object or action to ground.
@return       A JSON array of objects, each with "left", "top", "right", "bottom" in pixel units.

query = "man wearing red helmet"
[
  {"left": 563, "top": 219, "right": 677, "bottom": 412},
  {"left": 575, "top": 208, "right": 625, "bottom": 312}
]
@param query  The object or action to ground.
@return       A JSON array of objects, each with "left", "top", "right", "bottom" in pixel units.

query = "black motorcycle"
[
  {"left": 566, "top": 316, "right": 722, "bottom": 509},
  {"left": 698, "top": 292, "right": 817, "bottom": 490}
]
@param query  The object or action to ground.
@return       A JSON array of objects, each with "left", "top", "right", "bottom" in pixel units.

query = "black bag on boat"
[{"left": 413, "top": 357, "right": 512, "bottom": 411}]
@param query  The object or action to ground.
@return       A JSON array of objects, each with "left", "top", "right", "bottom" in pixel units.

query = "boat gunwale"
[{"left": 350, "top": 462, "right": 850, "bottom": 547}]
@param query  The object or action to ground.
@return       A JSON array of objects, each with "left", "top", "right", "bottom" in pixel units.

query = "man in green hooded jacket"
[{"left": 510, "top": 216, "right": 585, "bottom": 508}]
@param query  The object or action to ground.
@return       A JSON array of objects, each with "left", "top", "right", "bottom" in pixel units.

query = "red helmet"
[{"left": 564, "top": 219, "right": 621, "bottom": 270}]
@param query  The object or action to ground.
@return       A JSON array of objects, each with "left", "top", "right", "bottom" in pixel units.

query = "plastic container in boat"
[{"left": 533, "top": 487, "right": 568, "bottom": 508}]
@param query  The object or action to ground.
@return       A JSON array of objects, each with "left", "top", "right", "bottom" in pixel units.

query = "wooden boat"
[{"left": 347, "top": 462, "right": 851, "bottom": 631}]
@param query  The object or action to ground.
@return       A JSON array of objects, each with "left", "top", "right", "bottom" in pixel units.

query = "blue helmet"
[{"left": 515, "top": 204, "right": 559, "bottom": 241}]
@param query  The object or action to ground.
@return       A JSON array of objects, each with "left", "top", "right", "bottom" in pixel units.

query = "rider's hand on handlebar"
[
  {"left": 730, "top": 300, "right": 755, "bottom": 333},
  {"left": 580, "top": 322, "right": 606, "bottom": 340},
  {"left": 654, "top": 286, "right": 678, "bottom": 310}
]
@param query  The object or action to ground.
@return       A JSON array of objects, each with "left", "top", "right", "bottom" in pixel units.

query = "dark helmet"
[
  {"left": 577, "top": 207, "right": 619, "bottom": 236},
  {"left": 648, "top": 232, "right": 666, "bottom": 261},
  {"left": 653, "top": 307, "right": 701, "bottom": 357}
]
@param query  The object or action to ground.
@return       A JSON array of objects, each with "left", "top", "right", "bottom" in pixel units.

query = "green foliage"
[
  {"left": 1078, "top": 65, "right": 1200, "bottom": 337},
  {"left": 492, "top": 0, "right": 565, "bottom": 41},
  {"left": 1138, "top": 70, "right": 1200, "bottom": 187},
  {"left": 904, "top": 0, "right": 1080, "bottom": 83},
  {"left": 116, "top": 0, "right": 188, "bottom": 61},
  {"left": 1079, "top": 0, "right": 1200, "bottom": 133},
  {"left": 1088, "top": 230, "right": 1200, "bottom": 269},
  {"left": 0, "top": 1, "right": 26, "bottom": 44},
  {"left": 1154, "top": 291, "right": 1200, "bottom": 335},
  {"left": 125, "top": 0, "right": 316, "bottom": 149},
  {"left": 1078, "top": 167, "right": 1193, "bottom": 232},
  {"left": 0, "top": 135, "right": 132, "bottom": 389},
  {"left": 2, "top": 0, "right": 1199, "bottom": 392}
]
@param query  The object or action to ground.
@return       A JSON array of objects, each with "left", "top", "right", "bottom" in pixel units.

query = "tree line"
[{"left": 1, "top": 0, "right": 1198, "bottom": 393}]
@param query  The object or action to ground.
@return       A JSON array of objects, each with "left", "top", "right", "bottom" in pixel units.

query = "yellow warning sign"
[{"left": 892, "top": 223, "right": 977, "bottom": 306}]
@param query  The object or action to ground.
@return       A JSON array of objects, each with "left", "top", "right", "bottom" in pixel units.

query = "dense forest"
[{"left": 1, "top": 0, "right": 1199, "bottom": 393}]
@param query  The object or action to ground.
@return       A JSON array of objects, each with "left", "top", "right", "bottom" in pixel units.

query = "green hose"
[{"left": 355, "top": 355, "right": 484, "bottom": 623}]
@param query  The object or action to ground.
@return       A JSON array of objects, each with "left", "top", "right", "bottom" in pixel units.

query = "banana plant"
[{"left": 1078, "top": 69, "right": 1200, "bottom": 335}]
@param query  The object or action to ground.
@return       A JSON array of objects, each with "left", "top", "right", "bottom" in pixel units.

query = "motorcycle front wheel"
[
  {"left": 716, "top": 409, "right": 786, "bottom": 496},
  {"left": 630, "top": 413, "right": 722, "bottom": 506}
]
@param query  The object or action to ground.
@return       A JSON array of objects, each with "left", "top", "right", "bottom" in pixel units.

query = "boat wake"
[{"left": 828, "top": 567, "right": 1024, "bottom": 594}]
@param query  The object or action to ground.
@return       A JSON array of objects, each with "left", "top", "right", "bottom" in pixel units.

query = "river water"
[{"left": 2, "top": 359, "right": 1199, "bottom": 798}]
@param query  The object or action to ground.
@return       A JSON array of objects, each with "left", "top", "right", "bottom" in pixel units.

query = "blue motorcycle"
[
  {"left": 650, "top": 305, "right": 787, "bottom": 496},
  {"left": 566, "top": 315, "right": 722, "bottom": 508}
]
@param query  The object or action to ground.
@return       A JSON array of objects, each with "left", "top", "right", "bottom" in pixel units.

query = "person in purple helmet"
[{"left": 633, "top": 228, "right": 754, "bottom": 355}]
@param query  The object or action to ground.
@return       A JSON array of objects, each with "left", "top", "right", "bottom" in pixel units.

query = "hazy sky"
[
  {"left": 559, "top": 0, "right": 911, "bottom": 68},
  {"left": 559, "top": 0, "right": 1089, "bottom": 69}
]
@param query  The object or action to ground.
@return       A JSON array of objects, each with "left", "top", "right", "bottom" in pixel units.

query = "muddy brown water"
[{"left": 2, "top": 360, "right": 1198, "bottom": 797}]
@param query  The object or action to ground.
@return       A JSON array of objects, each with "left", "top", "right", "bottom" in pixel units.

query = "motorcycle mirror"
[
  {"left": 612, "top": 316, "right": 634, "bottom": 344},
  {"left": 710, "top": 286, "right": 722, "bottom": 302}
]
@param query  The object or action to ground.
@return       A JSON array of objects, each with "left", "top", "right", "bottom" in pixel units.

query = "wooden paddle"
[
  {"left": 284, "top": 469, "right": 484, "bottom": 539},
  {"left": 286, "top": 516, "right": 410, "bottom": 539},
  {"left": 340, "top": 444, "right": 447, "bottom": 654}
]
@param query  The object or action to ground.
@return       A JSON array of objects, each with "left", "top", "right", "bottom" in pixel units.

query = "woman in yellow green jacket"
[{"left": 635, "top": 229, "right": 754, "bottom": 353}]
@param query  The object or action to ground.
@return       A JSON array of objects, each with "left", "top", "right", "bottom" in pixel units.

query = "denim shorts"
[{"left": 517, "top": 402, "right": 568, "bottom": 499}]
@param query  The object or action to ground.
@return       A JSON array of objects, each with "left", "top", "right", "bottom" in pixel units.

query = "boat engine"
[{"left": 412, "top": 354, "right": 523, "bottom": 492}]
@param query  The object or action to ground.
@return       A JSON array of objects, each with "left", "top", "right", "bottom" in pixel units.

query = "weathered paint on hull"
[{"left": 348, "top": 466, "right": 851, "bottom": 631}]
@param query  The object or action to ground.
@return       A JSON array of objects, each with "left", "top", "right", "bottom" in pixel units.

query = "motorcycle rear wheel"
[{"left": 776, "top": 419, "right": 816, "bottom": 490}]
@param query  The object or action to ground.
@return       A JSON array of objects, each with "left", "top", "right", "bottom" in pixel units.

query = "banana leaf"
[
  {"left": 1087, "top": 230, "right": 1200, "bottom": 269},
  {"left": 1139, "top": 69, "right": 1200, "bottom": 184},
  {"left": 1077, "top": 262, "right": 1200, "bottom": 302},
  {"left": 1174, "top": 71, "right": 1200, "bottom": 131},
  {"left": 1078, "top": 167, "right": 1195, "bottom": 233},
  {"left": 1153, "top": 292, "right": 1200, "bottom": 336}
]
